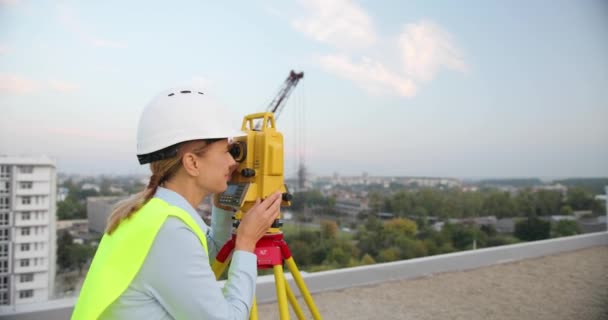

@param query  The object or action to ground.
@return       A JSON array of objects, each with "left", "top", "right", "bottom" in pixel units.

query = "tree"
[
  {"left": 514, "top": 217, "right": 551, "bottom": 241},
  {"left": 320, "top": 220, "right": 338, "bottom": 241},
  {"left": 289, "top": 240, "right": 313, "bottom": 267},
  {"left": 534, "top": 190, "right": 563, "bottom": 216},
  {"left": 384, "top": 218, "right": 417, "bottom": 238},
  {"left": 482, "top": 191, "right": 516, "bottom": 218},
  {"left": 515, "top": 189, "right": 535, "bottom": 217},
  {"left": 553, "top": 220, "right": 580, "bottom": 238},
  {"left": 57, "top": 231, "right": 74, "bottom": 270},
  {"left": 565, "top": 187, "right": 594, "bottom": 210},
  {"left": 560, "top": 205, "right": 573, "bottom": 215},
  {"left": 57, "top": 197, "right": 86, "bottom": 220},
  {"left": 360, "top": 253, "right": 375, "bottom": 265},
  {"left": 378, "top": 247, "right": 400, "bottom": 262},
  {"left": 70, "top": 244, "right": 95, "bottom": 275},
  {"left": 390, "top": 191, "right": 413, "bottom": 217},
  {"left": 368, "top": 192, "right": 385, "bottom": 213},
  {"left": 591, "top": 199, "right": 606, "bottom": 216}
]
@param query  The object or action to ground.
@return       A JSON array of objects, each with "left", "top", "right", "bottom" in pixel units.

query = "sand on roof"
[{"left": 257, "top": 246, "right": 608, "bottom": 320}]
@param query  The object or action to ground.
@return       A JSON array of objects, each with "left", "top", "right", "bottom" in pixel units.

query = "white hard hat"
[{"left": 136, "top": 87, "right": 245, "bottom": 164}]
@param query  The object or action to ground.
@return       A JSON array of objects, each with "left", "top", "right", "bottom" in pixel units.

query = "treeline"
[
  {"left": 292, "top": 187, "right": 605, "bottom": 221},
  {"left": 554, "top": 178, "right": 608, "bottom": 195},
  {"left": 367, "top": 187, "right": 604, "bottom": 219},
  {"left": 285, "top": 215, "right": 582, "bottom": 271}
]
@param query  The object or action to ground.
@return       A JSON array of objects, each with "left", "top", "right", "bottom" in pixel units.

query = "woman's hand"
[{"left": 235, "top": 191, "right": 282, "bottom": 252}]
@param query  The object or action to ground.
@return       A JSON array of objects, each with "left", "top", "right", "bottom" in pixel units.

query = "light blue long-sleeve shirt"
[{"left": 100, "top": 187, "right": 257, "bottom": 320}]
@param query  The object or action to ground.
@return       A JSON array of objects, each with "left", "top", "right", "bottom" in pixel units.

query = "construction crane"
[
  {"left": 257, "top": 70, "right": 306, "bottom": 192},
  {"left": 256, "top": 70, "right": 304, "bottom": 130},
  {"left": 267, "top": 70, "right": 304, "bottom": 121}
]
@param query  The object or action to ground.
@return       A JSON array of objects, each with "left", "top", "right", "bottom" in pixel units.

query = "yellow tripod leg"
[
  {"left": 285, "top": 257, "right": 322, "bottom": 320},
  {"left": 250, "top": 296, "right": 258, "bottom": 320},
  {"left": 212, "top": 259, "right": 230, "bottom": 280},
  {"left": 273, "top": 265, "right": 290, "bottom": 320},
  {"left": 283, "top": 273, "right": 306, "bottom": 319}
]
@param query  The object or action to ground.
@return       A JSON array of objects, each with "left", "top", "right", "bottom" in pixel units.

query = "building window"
[
  {"left": 0, "top": 213, "right": 8, "bottom": 225},
  {"left": 0, "top": 276, "right": 8, "bottom": 289},
  {"left": 20, "top": 259, "right": 29, "bottom": 267},
  {"left": 19, "top": 166, "right": 33, "bottom": 174},
  {"left": 21, "top": 197, "right": 31, "bottom": 205},
  {"left": 20, "top": 182, "right": 33, "bottom": 189},
  {"left": 0, "top": 229, "right": 8, "bottom": 241},
  {"left": 19, "top": 289, "right": 33, "bottom": 299},
  {"left": 0, "top": 182, "right": 8, "bottom": 194},
  {"left": 0, "top": 197, "right": 8, "bottom": 210},
  {"left": 21, "top": 212, "right": 30, "bottom": 220},
  {"left": 0, "top": 166, "right": 9, "bottom": 179},
  {"left": 0, "top": 291, "right": 8, "bottom": 305},
  {"left": 21, "top": 227, "right": 30, "bottom": 236},
  {"left": 0, "top": 260, "right": 7, "bottom": 272},
  {"left": 19, "top": 274, "right": 33, "bottom": 283},
  {"left": 0, "top": 244, "right": 7, "bottom": 257},
  {"left": 20, "top": 243, "right": 30, "bottom": 251}
]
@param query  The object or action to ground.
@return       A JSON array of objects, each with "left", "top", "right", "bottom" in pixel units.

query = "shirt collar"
[{"left": 153, "top": 186, "right": 208, "bottom": 231}]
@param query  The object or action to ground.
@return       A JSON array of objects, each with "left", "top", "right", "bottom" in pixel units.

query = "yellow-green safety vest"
[{"left": 71, "top": 197, "right": 209, "bottom": 320}]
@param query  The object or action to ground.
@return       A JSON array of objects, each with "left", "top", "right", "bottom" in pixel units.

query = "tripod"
[{"left": 212, "top": 232, "right": 322, "bottom": 320}]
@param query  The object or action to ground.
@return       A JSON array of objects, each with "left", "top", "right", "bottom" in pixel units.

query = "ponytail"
[
  {"left": 105, "top": 175, "right": 161, "bottom": 234},
  {"left": 105, "top": 139, "right": 220, "bottom": 234}
]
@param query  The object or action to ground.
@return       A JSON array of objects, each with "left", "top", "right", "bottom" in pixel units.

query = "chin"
[{"left": 216, "top": 182, "right": 228, "bottom": 194}]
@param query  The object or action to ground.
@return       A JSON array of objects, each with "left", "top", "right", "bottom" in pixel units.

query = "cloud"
[
  {"left": 399, "top": 21, "right": 467, "bottom": 82},
  {"left": 290, "top": 1, "right": 467, "bottom": 98},
  {"left": 0, "top": 74, "right": 81, "bottom": 94},
  {"left": 319, "top": 54, "right": 417, "bottom": 97},
  {"left": 0, "top": 74, "right": 38, "bottom": 94},
  {"left": 49, "top": 80, "right": 80, "bottom": 93},
  {"left": 292, "top": 0, "right": 377, "bottom": 49}
]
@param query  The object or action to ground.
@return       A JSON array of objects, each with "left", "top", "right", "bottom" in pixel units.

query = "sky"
[{"left": 1, "top": 0, "right": 607, "bottom": 179}]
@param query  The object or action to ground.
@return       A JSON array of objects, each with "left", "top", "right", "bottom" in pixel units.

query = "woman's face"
[{"left": 195, "top": 139, "right": 237, "bottom": 194}]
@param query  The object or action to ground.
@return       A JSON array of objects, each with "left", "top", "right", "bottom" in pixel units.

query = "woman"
[{"left": 72, "top": 87, "right": 281, "bottom": 319}]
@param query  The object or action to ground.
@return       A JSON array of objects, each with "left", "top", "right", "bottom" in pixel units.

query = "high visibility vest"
[{"left": 71, "top": 197, "right": 209, "bottom": 320}]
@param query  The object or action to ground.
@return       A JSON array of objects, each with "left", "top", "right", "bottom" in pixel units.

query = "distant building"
[
  {"left": 56, "top": 219, "right": 88, "bottom": 235},
  {"left": 0, "top": 156, "right": 57, "bottom": 307},
  {"left": 496, "top": 218, "right": 516, "bottom": 234},
  {"left": 376, "top": 212, "right": 394, "bottom": 220},
  {"left": 86, "top": 196, "right": 127, "bottom": 234},
  {"left": 534, "top": 183, "right": 567, "bottom": 195},
  {"left": 334, "top": 197, "right": 369, "bottom": 216},
  {"left": 81, "top": 183, "right": 100, "bottom": 193}
]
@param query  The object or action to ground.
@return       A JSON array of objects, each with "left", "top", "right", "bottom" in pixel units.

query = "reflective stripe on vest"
[{"left": 71, "top": 198, "right": 209, "bottom": 320}]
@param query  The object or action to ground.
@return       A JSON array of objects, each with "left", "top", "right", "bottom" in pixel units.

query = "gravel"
[{"left": 256, "top": 246, "right": 608, "bottom": 320}]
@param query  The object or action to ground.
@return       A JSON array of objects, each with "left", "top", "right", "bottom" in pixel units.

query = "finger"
[
  {"left": 260, "top": 192, "right": 281, "bottom": 210},
  {"left": 263, "top": 196, "right": 281, "bottom": 218},
  {"left": 247, "top": 198, "right": 262, "bottom": 214}
]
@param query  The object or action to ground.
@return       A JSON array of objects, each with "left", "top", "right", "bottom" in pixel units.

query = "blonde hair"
[{"left": 105, "top": 139, "right": 220, "bottom": 234}]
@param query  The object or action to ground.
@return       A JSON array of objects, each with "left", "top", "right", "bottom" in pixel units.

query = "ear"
[{"left": 181, "top": 152, "right": 200, "bottom": 177}]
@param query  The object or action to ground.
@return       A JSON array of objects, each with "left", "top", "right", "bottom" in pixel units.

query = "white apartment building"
[{"left": 0, "top": 156, "right": 56, "bottom": 307}]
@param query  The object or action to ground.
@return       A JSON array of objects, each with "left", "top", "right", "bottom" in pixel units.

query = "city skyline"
[{"left": 1, "top": 1, "right": 607, "bottom": 178}]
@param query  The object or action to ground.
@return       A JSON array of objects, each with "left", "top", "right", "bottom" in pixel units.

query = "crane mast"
[{"left": 266, "top": 70, "right": 304, "bottom": 121}]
